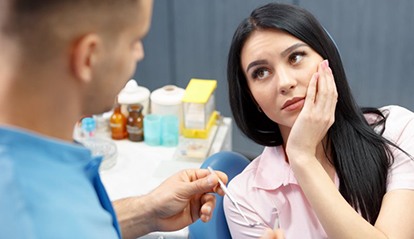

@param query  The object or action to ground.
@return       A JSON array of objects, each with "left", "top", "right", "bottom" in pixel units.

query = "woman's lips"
[{"left": 282, "top": 97, "right": 305, "bottom": 111}]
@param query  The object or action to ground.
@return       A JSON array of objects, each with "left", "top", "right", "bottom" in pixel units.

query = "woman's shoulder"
[
  {"left": 364, "top": 105, "right": 413, "bottom": 120},
  {"left": 380, "top": 105, "right": 414, "bottom": 118},
  {"left": 381, "top": 105, "right": 414, "bottom": 128},
  {"left": 227, "top": 146, "right": 285, "bottom": 190},
  {"left": 378, "top": 106, "right": 414, "bottom": 192},
  {"left": 364, "top": 105, "right": 414, "bottom": 130},
  {"left": 375, "top": 105, "right": 414, "bottom": 144},
  {"left": 227, "top": 150, "right": 262, "bottom": 188}
]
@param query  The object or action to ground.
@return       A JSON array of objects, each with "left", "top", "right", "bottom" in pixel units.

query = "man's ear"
[{"left": 70, "top": 33, "right": 102, "bottom": 84}]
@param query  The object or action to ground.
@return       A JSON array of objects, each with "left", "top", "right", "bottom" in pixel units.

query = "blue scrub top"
[{"left": 0, "top": 127, "right": 121, "bottom": 239}]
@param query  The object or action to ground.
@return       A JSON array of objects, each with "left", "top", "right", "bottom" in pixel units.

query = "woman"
[{"left": 224, "top": 3, "right": 414, "bottom": 239}]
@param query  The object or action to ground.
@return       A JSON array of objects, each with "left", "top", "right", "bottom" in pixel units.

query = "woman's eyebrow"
[
  {"left": 280, "top": 43, "right": 307, "bottom": 57},
  {"left": 246, "top": 60, "right": 268, "bottom": 73},
  {"left": 245, "top": 43, "right": 307, "bottom": 72}
]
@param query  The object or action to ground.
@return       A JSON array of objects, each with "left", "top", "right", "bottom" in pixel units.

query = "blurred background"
[{"left": 132, "top": 0, "right": 414, "bottom": 159}]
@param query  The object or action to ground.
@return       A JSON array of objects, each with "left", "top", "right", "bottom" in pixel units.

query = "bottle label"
[
  {"left": 110, "top": 123, "right": 123, "bottom": 128},
  {"left": 126, "top": 125, "right": 143, "bottom": 134}
]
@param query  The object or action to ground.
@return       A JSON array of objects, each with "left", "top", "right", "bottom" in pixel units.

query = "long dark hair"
[{"left": 227, "top": 3, "right": 395, "bottom": 224}]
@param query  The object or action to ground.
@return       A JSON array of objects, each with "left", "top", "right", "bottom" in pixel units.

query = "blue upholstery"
[{"left": 189, "top": 151, "right": 250, "bottom": 239}]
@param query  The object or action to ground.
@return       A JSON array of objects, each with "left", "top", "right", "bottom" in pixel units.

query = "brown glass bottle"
[
  {"left": 110, "top": 103, "right": 127, "bottom": 140},
  {"left": 126, "top": 104, "right": 144, "bottom": 142}
]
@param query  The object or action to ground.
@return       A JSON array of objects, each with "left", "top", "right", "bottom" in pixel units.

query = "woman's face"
[{"left": 241, "top": 29, "right": 324, "bottom": 131}]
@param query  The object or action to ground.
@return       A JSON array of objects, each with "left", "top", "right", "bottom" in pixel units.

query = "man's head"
[{"left": 0, "top": 0, "right": 153, "bottom": 115}]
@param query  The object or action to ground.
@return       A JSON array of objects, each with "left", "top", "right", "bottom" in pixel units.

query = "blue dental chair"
[{"left": 188, "top": 151, "right": 250, "bottom": 239}]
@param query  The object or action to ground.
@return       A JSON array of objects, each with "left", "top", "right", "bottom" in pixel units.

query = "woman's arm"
[
  {"left": 287, "top": 60, "right": 414, "bottom": 239},
  {"left": 291, "top": 156, "right": 414, "bottom": 239}
]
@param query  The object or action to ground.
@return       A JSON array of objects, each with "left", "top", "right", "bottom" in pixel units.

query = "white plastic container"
[
  {"left": 150, "top": 85, "right": 185, "bottom": 126},
  {"left": 81, "top": 138, "right": 118, "bottom": 171},
  {"left": 117, "top": 79, "right": 150, "bottom": 116}
]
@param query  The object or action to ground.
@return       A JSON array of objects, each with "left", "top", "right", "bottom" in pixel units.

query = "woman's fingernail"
[{"left": 324, "top": 59, "right": 329, "bottom": 68}]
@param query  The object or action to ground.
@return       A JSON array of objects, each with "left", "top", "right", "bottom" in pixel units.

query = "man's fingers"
[
  {"left": 199, "top": 193, "right": 216, "bottom": 222},
  {"left": 184, "top": 169, "right": 228, "bottom": 196},
  {"left": 175, "top": 169, "right": 227, "bottom": 223}
]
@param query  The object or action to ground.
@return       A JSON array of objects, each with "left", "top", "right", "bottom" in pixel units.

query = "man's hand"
[
  {"left": 114, "top": 168, "right": 227, "bottom": 239},
  {"left": 146, "top": 168, "right": 227, "bottom": 232}
]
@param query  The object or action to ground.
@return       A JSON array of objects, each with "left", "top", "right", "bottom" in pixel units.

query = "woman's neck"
[{"left": 280, "top": 126, "right": 336, "bottom": 182}]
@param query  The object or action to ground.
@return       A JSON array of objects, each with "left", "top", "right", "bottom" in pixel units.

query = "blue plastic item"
[
  {"left": 189, "top": 151, "right": 250, "bottom": 239},
  {"left": 81, "top": 117, "right": 96, "bottom": 138},
  {"left": 143, "top": 114, "right": 162, "bottom": 146}
]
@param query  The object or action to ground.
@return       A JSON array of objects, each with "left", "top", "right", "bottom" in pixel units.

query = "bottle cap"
[
  {"left": 117, "top": 79, "right": 150, "bottom": 104},
  {"left": 127, "top": 103, "right": 143, "bottom": 113},
  {"left": 150, "top": 85, "right": 185, "bottom": 106}
]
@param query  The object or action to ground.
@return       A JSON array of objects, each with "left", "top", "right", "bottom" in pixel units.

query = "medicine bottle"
[
  {"left": 126, "top": 104, "right": 144, "bottom": 142},
  {"left": 110, "top": 103, "right": 127, "bottom": 140},
  {"left": 117, "top": 79, "right": 150, "bottom": 116}
]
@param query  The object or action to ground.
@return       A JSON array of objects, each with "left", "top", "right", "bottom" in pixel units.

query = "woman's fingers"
[
  {"left": 287, "top": 59, "right": 338, "bottom": 158},
  {"left": 315, "top": 60, "right": 328, "bottom": 107},
  {"left": 320, "top": 60, "right": 337, "bottom": 122},
  {"left": 314, "top": 60, "right": 337, "bottom": 121},
  {"left": 303, "top": 71, "right": 319, "bottom": 110}
]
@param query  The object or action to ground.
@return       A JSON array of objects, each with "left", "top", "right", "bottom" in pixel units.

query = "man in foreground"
[{"left": 0, "top": 0, "right": 282, "bottom": 238}]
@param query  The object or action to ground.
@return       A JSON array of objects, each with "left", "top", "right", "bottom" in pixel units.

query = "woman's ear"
[{"left": 70, "top": 33, "right": 102, "bottom": 84}]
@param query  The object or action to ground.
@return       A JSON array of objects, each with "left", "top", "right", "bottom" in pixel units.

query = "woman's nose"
[{"left": 276, "top": 69, "right": 297, "bottom": 95}]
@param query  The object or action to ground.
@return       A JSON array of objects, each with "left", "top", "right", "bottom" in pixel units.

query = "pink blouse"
[{"left": 224, "top": 105, "right": 414, "bottom": 238}]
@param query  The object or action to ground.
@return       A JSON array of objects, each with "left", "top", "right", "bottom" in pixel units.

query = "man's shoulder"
[
  {"left": 0, "top": 147, "right": 35, "bottom": 238},
  {"left": 0, "top": 139, "right": 119, "bottom": 239}
]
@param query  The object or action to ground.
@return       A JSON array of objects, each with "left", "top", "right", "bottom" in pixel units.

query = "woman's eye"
[
  {"left": 289, "top": 51, "right": 306, "bottom": 65},
  {"left": 252, "top": 68, "right": 271, "bottom": 80}
]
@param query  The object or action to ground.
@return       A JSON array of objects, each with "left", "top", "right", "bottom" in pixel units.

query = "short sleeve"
[
  {"left": 381, "top": 106, "right": 414, "bottom": 192},
  {"left": 223, "top": 169, "right": 269, "bottom": 239}
]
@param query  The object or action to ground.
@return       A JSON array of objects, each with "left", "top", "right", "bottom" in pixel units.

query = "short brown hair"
[{"left": 2, "top": 0, "right": 139, "bottom": 62}]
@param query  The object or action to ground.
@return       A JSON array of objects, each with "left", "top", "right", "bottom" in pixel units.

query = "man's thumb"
[{"left": 184, "top": 174, "right": 218, "bottom": 196}]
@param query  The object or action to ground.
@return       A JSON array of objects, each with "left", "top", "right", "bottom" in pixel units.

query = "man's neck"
[{"left": 0, "top": 76, "right": 82, "bottom": 142}]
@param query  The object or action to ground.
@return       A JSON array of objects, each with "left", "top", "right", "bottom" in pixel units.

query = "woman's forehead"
[{"left": 241, "top": 30, "right": 306, "bottom": 61}]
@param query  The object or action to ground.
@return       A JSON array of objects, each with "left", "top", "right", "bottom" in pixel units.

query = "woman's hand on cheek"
[{"left": 285, "top": 59, "right": 338, "bottom": 162}]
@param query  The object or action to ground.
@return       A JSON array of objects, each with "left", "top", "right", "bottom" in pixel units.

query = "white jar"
[
  {"left": 117, "top": 79, "right": 150, "bottom": 116},
  {"left": 150, "top": 85, "right": 185, "bottom": 126}
]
